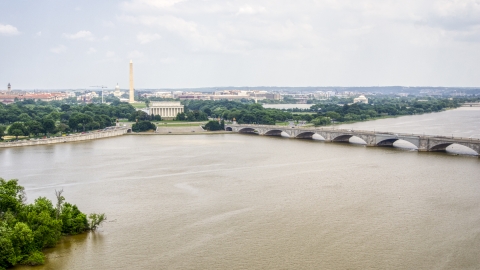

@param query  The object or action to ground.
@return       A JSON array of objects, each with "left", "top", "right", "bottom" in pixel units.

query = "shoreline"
[
  {"left": 0, "top": 128, "right": 127, "bottom": 148},
  {"left": 128, "top": 131, "right": 231, "bottom": 135}
]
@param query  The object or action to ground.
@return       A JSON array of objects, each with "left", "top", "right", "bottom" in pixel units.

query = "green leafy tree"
[
  {"left": 7, "top": 122, "right": 29, "bottom": 139},
  {"left": 175, "top": 112, "right": 186, "bottom": 121},
  {"left": 41, "top": 119, "right": 56, "bottom": 135},
  {"left": 0, "top": 179, "right": 26, "bottom": 215},
  {"left": 204, "top": 121, "right": 223, "bottom": 131},
  {"left": 0, "top": 125, "right": 6, "bottom": 140},
  {"left": 25, "top": 120, "right": 44, "bottom": 136},
  {"left": 131, "top": 121, "right": 156, "bottom": 132},
  {"left": 18, "top": 113, "right": 32, "bottom": 123},
  {"left": 88, "top": 213, "right": 106, "bottom": 230}
]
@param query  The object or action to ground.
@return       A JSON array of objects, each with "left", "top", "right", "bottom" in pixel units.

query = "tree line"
[
  {"left": 0, "top": 178, "right": 106, "bottom": 269},
  {"left": 0, "top": 100, "right": 137, "bottom": 140},
  {"left": 181, "top": 97, "right": 464, "bottom": 126}
]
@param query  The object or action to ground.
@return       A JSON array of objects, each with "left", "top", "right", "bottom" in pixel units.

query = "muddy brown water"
[{"left": 3, "top": 108, "right": 479, "bottom": 269}]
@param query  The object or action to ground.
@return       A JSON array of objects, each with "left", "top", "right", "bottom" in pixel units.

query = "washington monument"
[{"left": 129, "top": 60, "right": 134, "bottom": 103}]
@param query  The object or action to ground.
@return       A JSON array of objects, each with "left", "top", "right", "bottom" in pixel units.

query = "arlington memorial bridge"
[{"left": 225, "top": 124, "right": 480, "bottom": 156}]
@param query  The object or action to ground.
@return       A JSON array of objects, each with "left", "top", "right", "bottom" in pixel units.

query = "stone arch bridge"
[{"left": 225, "top": 124, "right": 480, "bottom": 156}]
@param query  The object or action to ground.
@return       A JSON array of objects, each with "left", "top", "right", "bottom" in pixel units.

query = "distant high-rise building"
[
  {"left": 129, "top": 60, "right": 134, "bottom": 103},
  {"left": 7, "top": 83, "right": 11, "bottom": 92}
]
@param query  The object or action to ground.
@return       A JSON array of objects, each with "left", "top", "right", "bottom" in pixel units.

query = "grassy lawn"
[{"left": 130, "top": 103, "right": 147, "bottom": 109}]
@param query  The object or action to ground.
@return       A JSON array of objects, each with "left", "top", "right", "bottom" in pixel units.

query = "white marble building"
[{"left": 150, "top": 102, "right": 184, "bottom": 119}]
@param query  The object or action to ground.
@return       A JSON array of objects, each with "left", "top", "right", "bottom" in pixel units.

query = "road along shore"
[{"left": 0, "top": 128, "right": 127, "bottom": 148}]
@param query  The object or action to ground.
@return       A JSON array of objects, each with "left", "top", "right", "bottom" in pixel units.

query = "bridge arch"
[
  {"left": 430, "top": 143, "right": 478, "bottom": 155},
  {"left": 239, "top": 127, "right": 258, "bottom": 134},
  {"left": 377, "top": 138, "right": 418, "bottom": 150},
  {"left": 264, "top": 130, "right": 284, "bottom": 136},
  {"left": 127, "top": 128, "right": 132, "bottom": 133},
  {"left": 225, "top": 127, "right": 233, "bottom": 131},
  {"left": 332, "top": 134, "right": 353, "bottom": 143},
  {"left": 332, "top": 134, "right": 367, "bottom": 145},
  {"left": 296, "top": 132, "right": 315, "bottom": 139},
  {"left": 377, "top": 138, "right": 398, "bottom": 147}
]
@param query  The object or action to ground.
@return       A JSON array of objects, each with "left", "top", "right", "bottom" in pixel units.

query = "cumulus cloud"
[
  {"left": 236, "top": 5, "right": 266, "bottom": 15},
  {"left": 137, "top": 32, "right": 161, "bottom": 44},
  {"left": 113, "top": 0, "right": 480, "bottom": 86},
  {"left": 128, "top": 50, "right": 144, "bottom": 59},
  {"left": 63, "top": 30, "right": 94, "bottom": 40},
  {"left": 106, "top": 51, "right": 116, "bottom": 57},
  {"left": 0, "top": 24, "right": 20, "bottom": 35},
  {"left": 87, "top": 47, "right": 97, "bottom": 54},
  {"left": 50, "top": 45, "right": 67, "bottom": 54},
  {"left": 121, "top": 0, "right": 185, "bottom": 10}
]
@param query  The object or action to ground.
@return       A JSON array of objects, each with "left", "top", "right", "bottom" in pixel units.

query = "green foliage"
[
  {"left": 0, "top": 179, "right": 106, "bottom": 269},
  {"left": 132, "top": 121, "right": 156, "bottom": 132},
  {"left": 311, "top": 117, "right": 332, "bottom": 126},
  {"left": 41, "top": 118, "right": 56, "bottom": 135},
  {"left": 0, "top": 100, "right": 134, "bottom": 136},
  {"left": 60, "top": 203, "right": 88, "bottom": 234},
  {"left": 175, "top": 112, "right": 186, "bottom": 121},
  {"left": 7, "top": 122, "right": 29, "bottom": 139},
  {"left": 88, "top": 213, "right": 107, "bottom": 230},
  {"left": 0, "top": 125, "right": 5, "bottom": 140},
  {"left": 21, "top": 251, "right": 45, "bottom": 266},
  {"left": 204, "top": 120, "right": 224, "bottom": 131},
  {"left": 0, "top": 179, "right": 26, "bottom": 214},
  {"left": 128, "top": 110, "right": 149, "bottom": 122}
]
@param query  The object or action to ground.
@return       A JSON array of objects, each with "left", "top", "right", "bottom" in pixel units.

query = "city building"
[
  {"left": 353, "top": 95, "right": 369, "bottom": 104},
  {"left": 149, "top": 102, "right": 184, "bottom": 119},
  {"left": 113, "top": 83, "right": 122, "bottom": 98}
]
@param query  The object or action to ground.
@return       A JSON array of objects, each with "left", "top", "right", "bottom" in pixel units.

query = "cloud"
[
  {"left": 103, "top": 21, "right": 115, "bottom": 28},
  {"left": 63, "top": 30, "right": 94, "bottom": 40},
  {"left": 106, "top": 51, "right": 116, "bottom": 57},
  {"left": 0, "top": 24, "right": 20, "bottom": 35},
  {"left": 121, "top": 0, "right": 184, "bottom": 10},
  {"left": 160, "top": 57, "right": 175, "bottom": 63},
  {"left": 128, "top": 50, "right": 144, "bottom": 59},
  {"left": 137, "top": 32, "right": 161, "bottom": 44},
  {"left": 36, "top": 31, "right": 42, "bottom": 36},
  {"left": 236, "top": 5, "right": 266, "bottom": 15},
  {"left": 87, "top": 47, "right": 97, "bottom": 54},
  {"left": 50, "top": 45, "right": 67, "bottom": 54}
]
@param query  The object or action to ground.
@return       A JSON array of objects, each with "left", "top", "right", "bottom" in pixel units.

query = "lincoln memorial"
[{"left": 150, "top": 102, "right": 184, "bottom": 119}]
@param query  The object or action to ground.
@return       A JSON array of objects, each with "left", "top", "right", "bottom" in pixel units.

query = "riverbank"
[{"left": 0, "top": 128, "right": 127, "bottom": 148}]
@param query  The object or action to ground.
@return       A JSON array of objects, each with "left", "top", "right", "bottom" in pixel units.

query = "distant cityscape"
[{"left": 1, "top": 83, "right": 479, "bottom": 105}]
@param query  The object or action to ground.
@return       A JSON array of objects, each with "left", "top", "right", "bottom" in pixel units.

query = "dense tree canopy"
[
  {"left": 0, "top": 100, "right": 137, "bottom": 139},
  {"left": 204, "top": 120, "right": 225, "bottom": 131},
  {"left": 131, "top": 121, "right": 156, "bottom": 132},
  {"left": 0, "top": 178, "right": 105, "bottom": 269}
]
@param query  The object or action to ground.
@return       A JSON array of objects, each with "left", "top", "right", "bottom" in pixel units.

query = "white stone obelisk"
[{"left": 129, "top": 60, "right": 134, "bottom": 103}]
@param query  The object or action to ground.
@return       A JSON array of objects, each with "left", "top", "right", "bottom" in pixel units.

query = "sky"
[{"left": 1, "top": 0, "right": 480, "bottom": 89}]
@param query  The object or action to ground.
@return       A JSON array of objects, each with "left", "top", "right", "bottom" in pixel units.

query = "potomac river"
[{"left": 3, "top": 107, "right": 479, "bottom": 269}]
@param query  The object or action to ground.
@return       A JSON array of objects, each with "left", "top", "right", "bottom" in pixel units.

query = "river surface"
[{"left": 3, "top": 108, "right": 480, "bottom": 270}]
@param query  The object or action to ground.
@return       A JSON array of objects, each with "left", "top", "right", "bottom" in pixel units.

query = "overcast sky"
[{"left": 1, "top": 0, "right": 479, "bottom": 89}]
